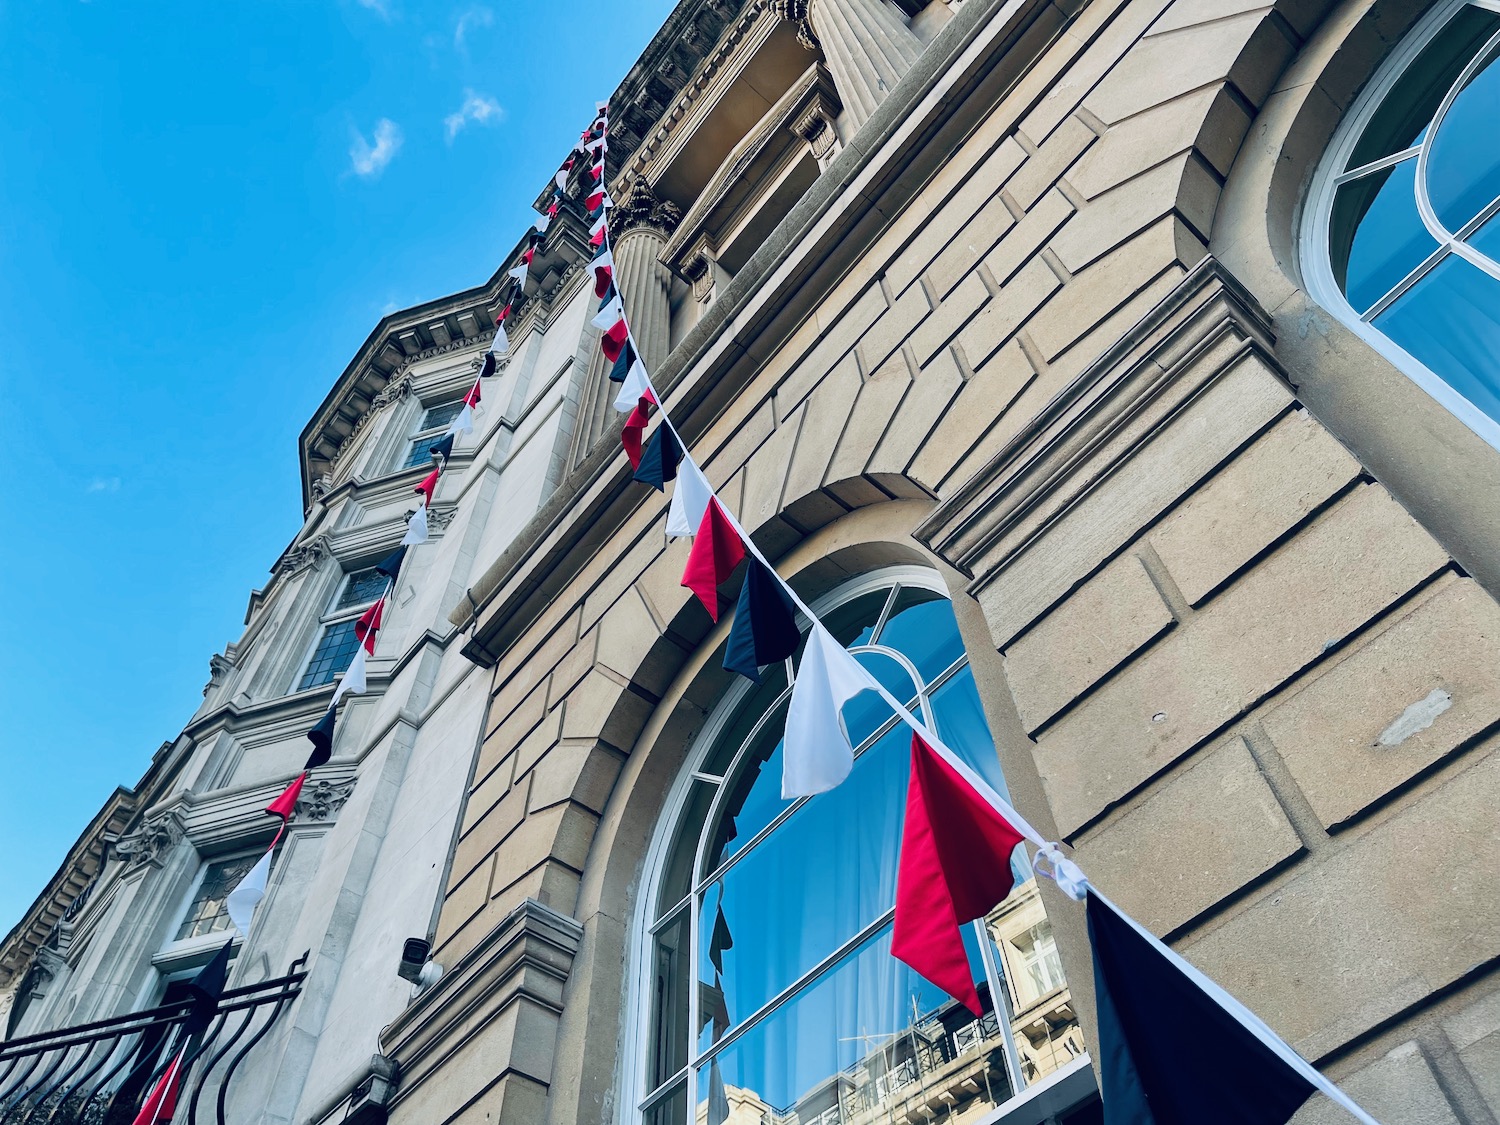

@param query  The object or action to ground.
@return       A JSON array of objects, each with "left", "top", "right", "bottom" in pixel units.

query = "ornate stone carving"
[
  {"left": 30, "top": 946, "right": 67, "bottom": 998},
  {"left": 114, "top": 810, "right": 185, "bottom": 871},
  {"left": 311, "top": 474, "right": 335, "bottom": 501},
  {"left": 609, "top": 178, "right": 683, "bottom": 239},
  {"left": 427, "top": 506, "right": 458, "bottom": 532},
  {"left": 296, "top": 778, "right": 356, "bottom": 822},
  {"left": 772, "top": 0, "right": 820, "bottom": 47},
  {"left": 275, "top": 534, "right": 332, "bottom": 578},
  {"left": 204, "top": 652, "right": 235, "bottom": 697},
  {"left": 682, "top": 235, "right": 721, "bottom": 303},
  {"left": 793, "top": 93, "right": 843, "bottom": 165}
]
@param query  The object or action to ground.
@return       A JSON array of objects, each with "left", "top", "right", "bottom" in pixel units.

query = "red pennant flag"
[
  {"left": 521, "top": 246, "right": 535, "bottom": 266},
  {"left": 892, "top": 735, "right": 1025, "bottom": 1015},
  {"left": 355, "top": 598, "right": 384, "bottom": 654},
  {"left": 464, "top": 380, "right": 482, "bottom": 408},
  {"left": 622, "top": 397, "right": 651, "bottom": 469},
  {"left": 590, "top": 224, "right": 606, "bottom": 248},
  {"left": 601, "top": 318, "right": 629, "bottom": 363},
  {"left": 266, "top": 772, "right": 306, "bottom": 820},
  {"left": 586, "top": 187, "right": 606, "bottom": 212},
  {"left": 495, "top": 303, "right": 511, "bottom": 325},
  {"left": 132, "top": 1050, "right": 184, "bottom": 1125},
  {"left": 681, "top": 499, "right": 745, "bottom": 621},
  {"left": 415, "top": 467, "right": 440, "bottom": 507}
]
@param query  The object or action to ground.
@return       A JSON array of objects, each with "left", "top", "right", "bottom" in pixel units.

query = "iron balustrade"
[{"left": 0, "top": 955, "right": 307, "bottom": 1125}]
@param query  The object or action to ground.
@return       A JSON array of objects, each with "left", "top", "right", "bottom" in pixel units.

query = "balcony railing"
[{"left": 0, "top": 956, "right": 306, "bottom": 1125}]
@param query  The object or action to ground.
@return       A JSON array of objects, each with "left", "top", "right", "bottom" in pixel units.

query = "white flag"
[
  {"left": 667, "top": 458, "right": 713, "bottom": 541},
  {"left": 585, "top": 134, "right": 606, "bottom": 154},
  {"left": 333, "top": 646, "right": 368, "bottom": 704},
  {"left": 782, "top": 625, "right": 874, "bottom": 798},
  {"left": 590, "top": 212, "right": 608, "bottom": 239},
  {"left": 533, "top": 212, "right": 551, "bottom": 234},
  {"left": 227, "top": 849, "right": 272, "bottom": 936},
  {"left": 554, "top": 168, "right": 569, "bottom": 192},
  {"left": 447, "top": 404, "right": 474, "bottom": 436},
  {"left": 507, "top": 265, "right": 528, "bottom": 282},
  {"left": 490, "top": 325, "right": 508, "bottom": 355},
  {"left": 401, "top": 505, "right": 428, "bottom": 546},
  {"left": 614, "top": 360, "right": 652, "bottom": 412},
  {"left": 591, "top": 296, "right": 623, "bottom": 330}
]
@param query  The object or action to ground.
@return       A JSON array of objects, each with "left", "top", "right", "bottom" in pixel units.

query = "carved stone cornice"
[
  {"left": 273, "top": 533, "right": 333, "bottom": 579},
  {"left": 114, "top": 809, "right": 187, "bottom": 871},
  {"left": 608, "top": 178, "right": 683, "bottom": 240},
  {"left": 295, "top": 778, "right": 356, "bottom": 822}
]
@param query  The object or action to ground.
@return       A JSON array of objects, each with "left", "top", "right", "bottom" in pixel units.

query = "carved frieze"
[
  {"left": 114, "top": 810, "right": 186, "bottom": 871},
  {"left": 274, "top": 534, "right": 333, "bottom": 579},
  {"left": 295, "top": 778, "right": 356, "bottom": 822}
]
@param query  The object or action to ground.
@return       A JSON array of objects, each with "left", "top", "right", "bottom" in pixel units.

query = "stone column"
[
  {"left": 608, "top": 179, "right": 681, "bottom": 371},
  {"left": 776, "top": 0, "right": 924, "bottom": 132}
]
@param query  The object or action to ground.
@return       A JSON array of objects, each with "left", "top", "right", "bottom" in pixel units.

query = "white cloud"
[
  {"left": 453, "top": 6, "right": 492, "bottom": 49},
  {"left": 444, "top": 91, "right": 503, "bottom": 142},
  {"left": 86, "top": 477, "right": 121, "bottom": 494},
  {"left": 349, "top": 119, "right": 403, "bottom": 178}
]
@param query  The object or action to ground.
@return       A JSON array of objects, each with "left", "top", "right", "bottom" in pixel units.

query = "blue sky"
[{"left": 0, "top": 0, "right": 677, "bottom": 934}]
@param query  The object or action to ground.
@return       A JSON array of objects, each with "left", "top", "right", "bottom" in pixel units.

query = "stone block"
[
  {"left": 908, "top": 272, "right": 991, "bottom": 368},
  {"left": 486, "top": 671, "right": 547, "bottom": 744},
  {"left": 781, "top": 354, "right": 863, "bottom": 514},
  {"left": 910, "top": 340, "right": 1037, "bottom": 492},
  {"left": 435, "top": 857, "right": 492, "bottom": 954},
  {"left": 1184, "top": 744, "right": 1500, "bottom": 1059},
  {"left": 859, "top": 282, "right": 933, "bottom": 373},
  {"left": 925, "top": 193, "right": 1017, "bottom": 299},
  {"left": 827, "top": 354, "right": 913, "bottom": 486},
  {"left": 1261, "top": 577, "right": 1500, "bottom": 828},
  {"left": 1037, "top": 484, "right": 1451, "bottom": 834},
  {"left": 634, "top": 535, "right": 696, "bottom": 632},
  {"left": 1050, "top": 154, "right": 1211, "bottom": 276},
  {"left": 1151, "top": 408, "right": 1363, "bottom": 605},
  {"left": 526, "top": 739, "right": 626, "bottom": 816},
  {"left": 596, "top": 588, "right": 663, "bottom": 680},
  {"left": 981, "top": 188, "right": 1074, "bottom": 287},
  {"left": 453, "top": 780, "right": 528, "bottom": 883},
  {"left": 978, "top": 354, "right": 1294, "bottom": 648},
  {"left": 1008, "top": 115, "right": 1097, "bottom": 210},
  {"left": 774, "top": 284, "right": 886, "bottom": 413},
  {"left": 1444, "top": 989, "right": 1500, "bottom": 1114},
  {"left": 464, "top": 752, "right": 516, "bottom": 834},
  {"left": 1005, "top": 553, "right": 1176, "bottom": 732},
  {"left": 868, "top": 345, "right": 966, "bottom": 479},
  {"left": 955, "top": 255, "right": 1060, "bottom": 370},
  {"left": 492, "top": 801, "right": 599, "bottom": 883},
  {"left": 1290, "top": 1041, "right": 1460, "bottom": 1125},
  {"left": 740, "top": 412, "right": 804, "bottom": 535},
  {"left": 546, "top": 627, "right": 598, "bottom": 710},
  {"left": 513, "top": 703, "right": 563, "bottom": 780},
  {"left": 492, "top": 605, "right": 580, "bottom": 695},
  {"left": 1073, "top": 736, "right": 1300, "bottom": 932},
  {"left": 1070, "top": 86, "right": 1251, "bottom": 199}
]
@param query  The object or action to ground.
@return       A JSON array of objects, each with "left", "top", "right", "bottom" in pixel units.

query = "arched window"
[
  {"left": 629, "top": 568, "right": 1088, "bottom": 1125},
  {"left": 1304, "top": 0, "right": 1500, "bottom": 448}
]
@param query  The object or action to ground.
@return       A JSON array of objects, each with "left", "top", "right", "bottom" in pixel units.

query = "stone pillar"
[
  {"left": 776, "top": 0, "right": 924, "bottom": 132},
  {"left": 608, "top": 179, "right": 681, "bottom": 371}
]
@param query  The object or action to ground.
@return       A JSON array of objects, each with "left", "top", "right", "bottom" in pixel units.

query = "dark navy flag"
[
  {"left": 1087, "top": 892, "right": 1315, "bottom": 1125},
  {"left": 377, "top": 546, "right": 408, "bottom": 582},
  {"left": 305, "top": 705, "right": 337, "bottom": 769},
  {"left": 428, "top": 433, "right": 455, "bottom": 464},
  {"left": 609, "top": 339, "right": 636, "bottom": 383},
  {"left": 633, "top": 424, "right": 683, "bottom": 491},
  {"left": 723, "top": 558, "right": 800, "bottom": 682},
  {"left": 182, "top": 939, "right": 234, "bottom": 1037}
]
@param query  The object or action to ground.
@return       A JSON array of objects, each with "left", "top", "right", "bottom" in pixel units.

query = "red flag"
[
  {"left": 892, "top": 735, "right": 1025, "bottom": 1015},
  {"left": 266, "top": 772, "right": 306, "bottom": 820},
  {"left": 355, "top": 598, "right": 384, "bottom": 654},
  {"left": 464, "top": 380, "right": 482, "bottom": 408},
  {"left": 622, "top": 397, "right": 651, "bottom": 469},
  {"left": 414, "top": 467, "right": 440, "bottom": 507},
  {"left": 590, "top": 224, "right": 606, "bottom": 248},
  {"left": 495, "top": 303, "right": 510, "bottom": 325},
  {"left": 681, "top": 499, "right": 745, "bottom": 621},
  {"left": 131, "top": 1050, "right": 184, "bottom": 1125},
  {"left": 601, "top": 318, "right": 629, "bottom": 363},
  {"left": 586, "top": 187, "right": 606, "bottom": 212}
]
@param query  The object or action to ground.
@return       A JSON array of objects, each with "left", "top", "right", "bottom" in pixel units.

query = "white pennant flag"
[
  {"left": 507, "top": 265, "right": 528, "bottom": 282},
  {"left": 614, "top": 360, "right": 652, "bottom": 412},
  {"left": 591, "top": 296, "right": 623, "bottom": 330},
  {"left": 782, "top": 625, "right": 875, "bottom": 798},
  {"left": 490, "top": 325, "right": 509, "bottom": 355},
  {"left": 333, "top": 646, "right": 368, "bottom": 703},
  {"left": 227, "top": 848, "right": 273, "bottom": 936},
  {"left": 533, "top": 212, "right": 551, "bottom": 234},
  {"left": 401, "top": 504, "right": 429, "bottom": 546},
  {"left": 590, "top": 212, "right": 608, "bottom": 239},
  {"left": 666, "top": 458, "right": 713, "bottom": 541},
  {"left": 448, "top": 404, "right": 474, "bottom": 436},
  {"left": 585, "top": 134, "right": 606, "bottom": 153},
  {"left": 554, "top": 168, "right": 569, "bottom": 192}
]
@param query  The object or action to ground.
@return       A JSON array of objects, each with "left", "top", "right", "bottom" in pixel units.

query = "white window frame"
[
  {"left": 1301, "top": 0, "right": 1500, "bottom": 452},
  {"left": 152, "top": 850, "right": 259, "bottom": 972},
  {"left": 291, "top": 565, "right": 388, "bottom": 694},
  {"left": 397, "top": 399, "right": 465, "bottom": 471}
]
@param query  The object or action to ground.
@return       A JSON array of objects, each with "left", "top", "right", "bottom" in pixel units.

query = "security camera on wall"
[{"left": 397, "top": 938, "right": 442, "bottom": 993}]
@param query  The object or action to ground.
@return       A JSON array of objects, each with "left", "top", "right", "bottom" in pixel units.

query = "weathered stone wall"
[{"left": 382, "top": 0, "right": 1500, "bottom": 1121}]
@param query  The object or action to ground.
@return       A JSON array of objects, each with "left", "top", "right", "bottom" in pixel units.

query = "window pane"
[
  {"left": 842, "top": 651, "right": 917, "bottom": 749},
  {"left": 987, "top": 879, "right": 1087, "bottom": 1085},
  {"left": 819, "top": 590, "right": 889, "bottom": 647},
  {"left": 1331, "top": 158, "right": 1439, "bottom": 313},
  {"left": 643, "top": 1081, "right": 686, "bottom": 1125},
  {"left": 1374, "top": 254, "right": 1500, "bottom": 424},
  {"left": 422, "top": 401, "right": 464, "bottom": 430},
  {"left": 1346, "top": 4, "right": 1500, "bottom": 171},
  {"left": 1428, "top": 38, "right": 1500, "bottom": 232},
  {"left": 930, "top": 666, "right": 1009, "bottom": 799},
  {"left": 174, "top": 856, "right": 258, "bottom": 941},
  {"left": 698, "top": 723, "right": 911, "bottom": 1046},
  {"left": 405, "top": 433, "right": 450, "bottom": 468},
  {"left": 650, "top": 910, "right": 691, "bottom": 1092},
  {"left": 697, "top": 924, "right": 1012, "bottom": 1125},
  {"left": 873, "top": 587, "right": 966, "bottom": 681},
  {"left": 335, "top": 567, "right": 387, "bottom": 610},
  {"left": 658, "top": 779, "right": 716, "bottom": 917},
  {"left": 702, "top": 693, "right": 791, "bottom": 876},
  {"left": 298, "top": 620, "right": 361, "bottom": 691}
]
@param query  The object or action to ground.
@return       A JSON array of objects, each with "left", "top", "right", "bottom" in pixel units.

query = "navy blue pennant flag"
[
  {"left": 723, "top": 558, "right": 800, "bottom": 682},
  {"left": 182, "top": 939, "right": 234, "bottom": 1038},
  {"left": 428, "top": 433, "right": 455, "bottom": 464},
  {"left": 609, "top": 339, "right": 636, "bottom": 383},
  {"left": 377, "top": 545, "right": 408, "bottom": 581},
  {"left": 1087, "top": 892, "right": 1315, "bottom": 1125},
  {"left": 479, "top": 351, "right": 496, "bottom": 380},
  {"left": 633, "top": 424, "right": 683, "bottom": 491},
  {"left": 305, "top": 706, "right": 337, "bottom": 769}
]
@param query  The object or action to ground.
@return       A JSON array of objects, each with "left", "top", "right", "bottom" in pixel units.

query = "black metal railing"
[{"left": 0, "top": 955, "right": 307, "bottom": 1125}]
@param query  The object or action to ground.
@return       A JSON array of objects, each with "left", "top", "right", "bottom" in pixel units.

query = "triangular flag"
[
  {"left": 666, "top": 457, "right": 712, "bottom": 539},
  {"left": 622, "top": 398, "right": 651, "bottom": 470},
  {"left": 306, "top": 704, "right": 337, "bottom": 768},
  {"left": 1087, "top": 893, "right": 1317, "bottom": 1125},
  {"left": 892, "top": 735, "right": 1025, "bottom": 1015},
  {"left": 131, "top": 1050, "right": 184, "bottom": 1125},
  {"left": 709, "top": 904, "right": 734, "bottom": 976},
  {"left": 415, "top": 468, "right": 440, "bottom": 507},
  {"left": 680, "top": 498, "right": 744, "bottom": 621},
  {"left": 463, "top": 380, "right": 482, "bottom": 408},
  {"left": 266, "top": 773, "right": 306, "bottom": 821},
  {"left": 554, "top": 166, "right": 570, "bottom": 192},
  {"left": 609, "top": 339, "right": 636, "bottom": 384},
  {"left": 355, "top": 598, "right": 384, "bottom": 654},
  {"left": 633, "top": 422, "right": 683, "bottom": 491},
  {"left": 533, "top": 212, "right": 551, "bottom": 234},
  {"left": 488, "top": 325, "right": 507, "bottom": 355},
  {"left": 401, "top": 505, "right": 429, "bottom": 546},
  {"left": 334, "top": 646, "right": 367, "bottom": 701},
  {"left": 376, "top": 545, "right": 407, "bottom": 581},
  {"left": 593, "top": 247, "right": 615, "bottom": 298},
  {"left": 600, "top": 318, "right": 629, "bottom": 363},
  {"left": 614, "top": 361, "right": 652, "bottom": 410},
  {"left": 591, "top": 295, "right": 623, "bottom": 330},
  {"left": 427, "top": 434, "right": 455, "bottom": 465},
  {"left": 707, "top": 1057, "right": 731, "bottom": 1125},
  {"left": 507, "top": 264, "right": 528, "bottom": 282},
  {"left": 586, "top": 187, "right": 607, "bottom": 212},
  {"left": 448, "top": 404, "right": 474, "bottom": 436},
  {"left": 182, "top": 939, "right": 233, "bottom": 1037},
  {"left": 226, "top": 849, "right": 271, "bottom": 936},
  {"left": 723, "top": 558, "right": 800, "bottom": 682},
  {"left": 782, "top": 625, "right": 873, "bottom": 798},
  {"left": 479, "top": 352, "right": 495, "bottom": 381}
]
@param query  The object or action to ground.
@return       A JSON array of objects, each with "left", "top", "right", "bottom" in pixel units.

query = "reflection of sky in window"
[
  {"left": 1336, "top": 159, "right": 1436, "bottom": 313},
  {"left": 1427, "top": 43, "right": 1500, "bottom": 232},
  {"left": 875, "top": 591, "right": 966, "bottom": 680}
]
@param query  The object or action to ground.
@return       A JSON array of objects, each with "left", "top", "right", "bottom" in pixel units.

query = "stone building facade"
[{"left": 6, "top": 0, "right": 1500, "bottom": 1124}]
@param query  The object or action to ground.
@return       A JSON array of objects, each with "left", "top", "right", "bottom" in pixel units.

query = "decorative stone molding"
[
  {"left": 608, "top": 178, "right": 683, "bottom": 239},
  {"left": 310, "top": 473, "right": 336, "bottom": 501},
  {"left": 682, "top": 236, "right": 721, "bottom": 303},
  {"left": 114, "top": 809, "right": 186, "bottom": 871},
  {"left": 793, "top": 91, "right": 843, "bottom": 166},
  {"left": 296, "top": 778, "right": 356, "bottom": 822},
  {"left": 274, "top": 534, "right": 333, "bottom": 579},
  {"left": 426, "top": 506, "right": 458, "bottom": 533},
  {"left": 29, "top": 946, "right": 67, "bottom": 998},
  {"left": 773, "top": 0, "right": 821, "bottom": 48}
]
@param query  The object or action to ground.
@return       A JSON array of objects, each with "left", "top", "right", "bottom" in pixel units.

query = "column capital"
[
  {"left": 771, "top": 0, "right": 821, "bottom": 48},
  {"left": 609, "top": 178, "right": 683, "bottom": 240}
]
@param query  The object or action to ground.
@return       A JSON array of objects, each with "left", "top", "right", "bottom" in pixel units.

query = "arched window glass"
[
  {"left": 631, "top": 569, "right": 1089, "bottom": 1125},
  {"left": 1306, "top": 0, "right": 1500, "bottom": 447}
]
